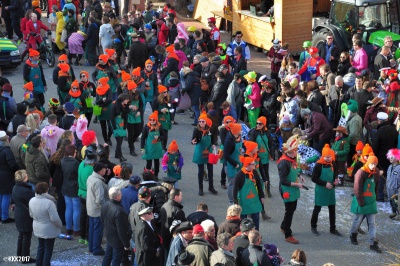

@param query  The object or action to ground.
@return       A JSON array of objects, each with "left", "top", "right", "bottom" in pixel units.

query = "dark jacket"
[
  {"left": 187, "top": 211, "right": 218, "bottom": 232},
  {"left": 218, "top": 218, "right": 241, "bottom": 237},
  {"left": 260, "top": 91, "right": 278, "bottom": 124},
  {"left": 224, "top": 132, "right": 241, "bottom": 168},
  {"left": 350, "top": 89, "right": 374, "bottom": 121},
  {"left": 160, "top": 199, "right": 186, "bottom": 249},
  {"left": 201, "top": 63, "right": 217, "bottom": 90},
  {"left": 92, "top": 0, "right": 103, "bottom": 20},
  {"left": 129, "top": 200, "right": 150, "bottom": 240},
  {"left": 372, "top": 121, "right": 398, "bottom": 174},
  {"left": 139, "top": 180, "right": 169, "bottom": 228},
  {"left": 86, "top": 22, "right": 99, "bottom": 47},
  {"left": 336, "top": 58, "right": 351, "bottom": 76},
  {"left": 7, "top": 0, "right": 23, "bottom": 19},
  {"left": 0, "top": 97, "right": 16, "bottom": 129},
  {"left": 52, "top": 64, "right": 75, "bottom": 86},
  {"left": 135, "top": 218, "right": 163, "bottom": 266},
  {"left": 373, "top": 53, "right": 390, "bottom": 80},
  {"left": 161, "top": 57, "right": 179, "bottom": 84},
  {"left": 128, "top": 41, "right": 149, "bottom": 70},
  {"left": 0, "top": 144, "right": 18, "bottom": 194},
  {"left": 241, "top": 244, "right": 273, "bottom": 266},
  {"left": 11, "top": 114, "right": 27, "bottom": 137},
  {"left": 317, "top": 40, "right": 340, "bottom": 72},
  {"left": 233, "top": 234, "right": 249, "bottom": 266},
  {"left": 306, "top": 111, "right": 333, "bottom": 141},
  {"left": 59, "top": 115, "right": 75, "bottom": 130},
  {"left": 12, "top": 181, "right": 35, "bottom": 232},
  {"left": 183, "top": 71, "right": 201, "bottom": 106},
  {"left": 61, "top": 157, "right": 80, "bottom": 197},
  {"left": 101, "top": 199, "right": 131, "bottom": 248},
  {"left": 232, "top": 55, "right": 247, "bottom": 74},
  {"left": 167, "top": 24, "right": 178, "bottom": 44},
  {"left": 110, "top": 98, "right": 130, "bottom": 130},
  {"left": 210, "top": 78, "right": 228, "bottom": 110},
  {"left": 25, "top": 146, "right": 50, "bottom": 184},
  {"left": 49, "top": 159, "right": 63, "bottom": 190},
  {"left": 307, "top": 89, "right": 325, "bottom": 108}
]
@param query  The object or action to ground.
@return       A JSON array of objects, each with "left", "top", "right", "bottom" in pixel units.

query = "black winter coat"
[
  {"left": 12, "top": 182, "right": 34, "bottom": 232},
  {"left": 218, "top": 218, "right": 241, "bottom": 236},
  {"left": 128, "top": 41, "right": 148, "bottom": 70},
  {"left": 101, "top": 199, "right": 130, "bottom": 248},
  {"left": 233, "top": 234, "right": 249, "bottom": 266},
  {"left": 61, "top": 157, "right": 80, "bottom": 197},
  {"left": 260, "top": 91, "right": 278, "bottom": 125},
  {"left": 86, "top": 22, "right": 99, "bottom": 47},
  {"left": 336, "top": 59, "right": 351, "bottom": 76},
  {"left": 0, "top": 144, "right": 18, "bottom": 194},
  {"left": 135, "top": 218, "right": 163, "bottom": 266},
  {"left": 372, "top": 121, "right": 398, "bottom": 174},
  {"left": 187, "top": 211, "right": 218, "bottom": 232},
  {"left": 210, "top": 78, "right": 227, "bottom": 110},
  {"left": 7, "top": 0, "right": 23, "bottom": 19},
  {"left": 183, "top": 71, "right": 201, "bottom": 106},
  {"left": 241, "top": 244, "right": 273, "bottom": 266},
  {"left": 11, "top": 114, "right": 26, "bottom": 137},
  {"left": 232, "top": 55, "right": 247, "bottom": 74},
  {"left": 161, "top": 57, "right": 179, "bottom": 84},
  {"left": 317, "top": 41, "right": 340, "bottom": 72},
  {"left": 160, "top": 199, "right": 186, "bottom": 249},
  {"left": 49, "top": 160, "right": 63, "bottom": 190}
]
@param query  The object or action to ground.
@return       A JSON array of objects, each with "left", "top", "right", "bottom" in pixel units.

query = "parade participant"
[
  {"left": 56, "top": 63, "right": 72, "bottom": 104},
  {"left": 65, "top": 80, "right": 86, "bottom": 113},
  {"left": 162, "top": 140, "right": 184, "bottom": 187},
  {"left": 52, "top": 54, "right": 76, "bottom": 88},
  {"left": 79, "top": 71, "right": 96, "bottom": 127},
  {"left": 310, "top": 144, "right": 342, "bottom": 236},
  {"left": 124, "top": 80, "right": 142, "bottom": 156},
  {"left": 384, "top": 69, "right": 400, "bottom": 121},
  {"left": 224, "top": 122, "right": 242, "bottom": 204},
  {"left": 23, "top": 49, "right": 47, "bottom": 107},
  {"left": 298, "top": 47, "right": 326, "bottom": 82},
  {"left": 141, "top": 59, "right": 158, "bottom": 110},
  {"left": 331, "top": 126, "right": 350, "bottom": 186},
  {"left": 248, "top": 116, "right": 271, "bottom": 197},
  {"left": 23, "top": 12, "right": 51, "bottom": 57},
  {"left": 347, "top": 140, "right": 364, "bottom": 178},
  {"left": 154, "top": 85, "right": 172, "bottom": 150},
  {"left": 95, "top": 77, "right": 113, "bottom": 146},
  {"left": 243, "top": 71, "right": 261, "bottom": 128},
  {"left": 110, "top": 93, "right": 130, "bottom": 162},
  {"left": 227, "top": 31, "right": 251, "bottom": 61},
  {"left": 141, "top": 111, "right": 165, "bottom": 179},
  {"left": 299, "top": 41, "right": 311, "bottom": 70},
  {"left": 345, "top": 99, "right": 363, "bottom": 168},
  {"left": 219, "top": 116, "right": 235, "bottom": 189},
  {"left": 349, "top": 153, "right": 382, "bottom": 253},
  {"left": 40, "top": 114, "right": 65, "bottom": 156},
  {"left": 233, "top": 156, "right": 265, "bottom": 230},
  {"left": 192, "top": 112, "right": 218, "bottom": 196},
  {"left": 105, "top": 48, "right": 121, "bottom": 100},
  {"left": 386, "top": 149, "right": 400, "bottom": 219},
  {"left": 92, "top": 54, "right": 118, "bottom": 97},
  {"left": 131, "top": 67, "right": 147, "bottom": 125},
  {"left": 207, "top": 17, "right": 220, "bottom": 49},
  {"left": 267, "top": 39, "right": 284, "bottom": 84},
  {"left": 277, "top": 135, "right": 305, "bottom": 244}
]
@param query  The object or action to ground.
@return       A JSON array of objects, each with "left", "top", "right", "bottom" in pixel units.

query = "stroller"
[{"left": 268, "top": 124, "right": 282, "bottom": 160}]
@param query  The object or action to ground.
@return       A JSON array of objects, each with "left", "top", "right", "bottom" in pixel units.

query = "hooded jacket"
[
  {"left": 40, "top": 125, "right": 65, "bottom": 156},
  {"left": 25, "top": 146, "right": 50, "bottom": 184},
  {"left": 183, "top": 70, "right": 201, "bottom": 106}
]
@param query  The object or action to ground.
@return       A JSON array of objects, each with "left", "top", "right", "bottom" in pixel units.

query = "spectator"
[
  {"left": 298, "top": 47, "right": 326, "bottom": 82},
  {"left": 317, "top": 32, "right": 339, "bottom": 73},
  {"left": 127, "top": 32, "right": 148, "bottom": 77},
  {"left": 210, "top": 71, "right": 228, "bottom": 110},
  {"left": 41, "top": 114, "right": 65, "bottom": 155},
  {"left": 217, "top": 204, "right": 242, "bottom": 237},
  {"left": 187, "top": 202, "right": 218, "bottom": 228},
  {"left": 227, "top": 73, "right": 243, "bottom": 120},
  {"left": 12, "top": 170, "right": 36, "bottom": 263},
  {"left": 166, "top": 220, "right": 194, "bottom": 266},
  {"left": 336, "top": 52, "right": 351, "bottom": 76},
  {"left": 120, "top": 175, "right": 140, "bottom": 214},
  {"left": 231, "top": 46, "right": 247, "bottom": 74},
  {"left": 186, "top": 224, "right": 214, "bottom": 265},
  {"left": 373, "top": 46, "right": 390, "bottom": 80},
  {"left": 289, "top": 249, "right": 307, "bottom": 266},
  {"left": 350, "top": 81, "right": 374, "bottom": 121},
  {"left": 345, "top": 100, "right": 363, "bottom": 170},
  {"left": 86, "top": 162, "right": 110, "bottom": 255},
  {"left": 1, "top": 83, "right": 17, "bottom": 113},
  {"left": 233, "top": 218, "right": 255, "bottom": 266},
  {"left": 10, "top": 125, "right": 30, "bottom": 169},
  {"left": 210, "top": 232, "right": 236, "bottom": 266},
  {"left": 29, "top": 182, "right": 62, "bottom": 266},
  {"left": 241, "top": 230, "right": 273, "bottom": 266},
  {"left": 351, "top": 40, "right": 368, "bottom": 75},
  {"left": 99, "top": 16, "right": 115, "bottom": 54},
  {"left": 101, "top": 187, "right": 131, "bottom": 266},
  {"left": 201, "top": 219, "right": 218, "bottom": 250},
  {"left": 23, "top": 49, "right": 48, "bottom": 107},
  {"left": 25, "top": 136, "right": 51, "bottom": 191},
  {"left": 227, "top": 31, "right": 251, "bottom": 61},
  {"left": 10, "top": 103, "right": 27, "bottom": 137}
]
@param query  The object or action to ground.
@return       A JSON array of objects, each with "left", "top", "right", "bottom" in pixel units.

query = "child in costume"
[
  {"left": 349, "top": 143, "right": 373, "bottom": 182},
  {"left": 162, "top": 140, "right": 184, "bottom": 187},
  {"left": 298, "top": 144, "right": 320, "bottom": 176},
  {"left": 386, "top": 148, "right": 400, "bottom": 219}
]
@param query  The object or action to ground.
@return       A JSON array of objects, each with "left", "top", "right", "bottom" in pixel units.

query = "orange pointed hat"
[
  {"left": 131, "top": 67, "right": 141, "bottom": 77},
  {"left": 121, "top": 71, "right": 132, "bottom": 82},
  {"left": 168, "top": 140, "right": 179, "bottom": 152},
  {"left": 244, "top": 140, "right": 258, "bottom": 153},
  {"left": 127, "top": 80, "right": 137, "bottom": 90},
  {"left": 23, "top": 82, "right": 34, "bottom": 92},
  {"left": 158, "top": 85, "right": 168, "bottom": 94}
]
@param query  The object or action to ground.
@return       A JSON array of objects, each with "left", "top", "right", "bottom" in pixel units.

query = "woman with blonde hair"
[
  {"left": 217, "top": 204, "right": 242, "bottom": 237},
  {"left": 25, "top": 114, "right": 40, "bottom": 134},
  {"left": 289, "top": 249, "right": 307, "bottom": 265}
]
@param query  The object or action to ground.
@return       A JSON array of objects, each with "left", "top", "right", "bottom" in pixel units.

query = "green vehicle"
[
  {"left": 0, "top": 32, "right": 21, "bottom": 68},
  {"left": 312, "top": 0, "right": 400, "bottom": 56}
]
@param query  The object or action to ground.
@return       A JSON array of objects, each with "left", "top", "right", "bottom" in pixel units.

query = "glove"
[
  {"left": 47, "top": 30, "right": 52, "bottom": 35},
  {"left": 30, "top": 32, "right": 37, "bottom": 36}
]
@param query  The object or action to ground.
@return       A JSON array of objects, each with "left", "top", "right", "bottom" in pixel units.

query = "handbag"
[
  {"left": 6, "top": 120, "right": 13, "bottom": 134},
  {"left": 178, "top": 93, "right": 191, "bottom": 110}
]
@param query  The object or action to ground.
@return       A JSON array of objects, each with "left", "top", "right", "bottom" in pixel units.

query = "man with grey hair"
[
  {"left": 327, "top": 75, "right": 350, "bottom": 126},
  {"left": 210, "top": 233, "right": 236, "bottom": 266},
  {"left": 241, "top": 230, "right": 273, "bottom": 266},
  {"left": 201, "top": 219, "right": 217, "bottom": 250},
  {"left": 10, "top": 125, "right": 31, "bottom": 169},
  {"left": 101, "top": 187, "right": 130, "bottom": 265}
]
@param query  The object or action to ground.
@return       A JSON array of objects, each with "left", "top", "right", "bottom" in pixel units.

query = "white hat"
[
  {"left": 0, "top": 131, "right": 7, "bottom": 140},
  {"left": 377, "top": 112, "right": 388, "bottom": 120}
]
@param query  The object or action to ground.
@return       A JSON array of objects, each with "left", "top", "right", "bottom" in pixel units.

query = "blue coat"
[{"left": 121, "top": 185, "right": 139, "bottom": 214}]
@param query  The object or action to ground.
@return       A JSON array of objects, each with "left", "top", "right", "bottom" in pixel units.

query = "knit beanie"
[
  {"left": 168, "top": 140, "right": 179, "bottom": 153},
  {"left": 244, "top": 140, "right": 258, "bottom": 153},
  {"left": 257, "top": 116, "right": 267, "bottom": 126},
  {"left": 230, "top": 123, "right": 242, "bottom": 135},
  {"left": 356, "top": 141, "right": 364, "bottom": 152},
  {"left": 347, "top": 99, "right": 358, "bottom": 113}
]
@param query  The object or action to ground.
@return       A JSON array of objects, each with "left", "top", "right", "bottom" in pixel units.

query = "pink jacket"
[
  {"left": 175, "top": 50, "right": 188, "bottom": 70},
  {"left": 40, "top": 125, "right": 65, "bottom": 156},
  {"left": 248, "top": 83, "right": 261, "bottom": 108},
  {"left": 352, "top": 48, "right": 368, "bottom": 75}
]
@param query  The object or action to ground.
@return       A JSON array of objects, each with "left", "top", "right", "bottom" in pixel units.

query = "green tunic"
[
  {"left": 127, "top": 99, "right": 141, "bottom": 124},
  {"left": 112, "top": 114, "right": 126, "bottom": 137},
  {"left": 167, "top": 153, "right": 181, "bottom": 180},
  {"left": 142, "top": 129, "right": 163, "bottom": 160},
  {"left": 158, "top": 103, "right": 172, "bottom": 130},
  {"left": 145, "top": 79, "right": 155, "bottom": 104},
  {"left": 256, "top": 134, "right": 269, "bottom": 164},
  {"left": 227, "top": 141, "right": 242, "bottom": 178},
  {"left": 112, "top": 64, "right": 121, "bottom": 94},
  {"left": 351, "top": 174, "right": 377, "bottom": 215},
  {"left": 193, "top": 134, "right": 212, "bottom": 165},
  {"left": 238, "top": 175, "right": 262, "bottom": 215},
  {"left": 281, "top": 166, "right": 300, "bottom": 203},
  {"left": 68, "top": 96, "right": 83, "bottom": 110},
  {"left": 315, "top": 165, "right": 336, "bottom": 206},
  {"left": 96, "top": 94, "right": 112, "bottom": 121}
]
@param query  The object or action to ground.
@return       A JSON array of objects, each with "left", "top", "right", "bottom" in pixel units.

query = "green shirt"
[{"left": 77, "top": 162, "right": 93, "bottom": 198}]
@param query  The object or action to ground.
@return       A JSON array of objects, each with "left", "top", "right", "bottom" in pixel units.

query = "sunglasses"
[
  {"left": 72, "top": 87, "right": 78, "bottom": 90},
  {"left": 340, "top": 56, "right": 346, "bottom": 58},
  {"left": 198, "top": 120, "right": 206, "bottom": 123},
  {"left": 327, "top": 37, "right": 333, "bottom": 40},
  {"left": 98, "top": 58, "right": 103, "bottom": 61},
  {"left": 80, "top": 75, "right": 86, "bottom": 78},
  {"left": 149, "top": 118, "right": 156, "bottom": 121},
  {"left": 59, "top": 60, "right": 65, "bottom": 63},
  {"left": 225, "top": 120, "right": 231, "bottom": 123},
  {"left": 236, "top": 35, "right": 242, "bottom": 38},
  {"left": 256, "top": 122, "right": 263, "bottom": 125},
  {"left": 249, "top": 163, "right": 255, "bottom": 166},
  {"left": 163, "top": 91, "right": 168, "bottom": 94}
]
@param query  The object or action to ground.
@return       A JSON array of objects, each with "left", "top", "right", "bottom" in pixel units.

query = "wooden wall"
[{"left": 193, "top": 0, "right": 226, "bottom": 25}]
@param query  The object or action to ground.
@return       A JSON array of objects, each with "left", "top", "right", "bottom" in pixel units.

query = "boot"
[
  {"left": 350, "top": 233, "right": 358, "bottom": 245},
  {"left": 208, "top": 187, "right": 218, "bottom": 195},
  {"left": 130, "top": 150, "right": 137, "bottom": 156},
  {"left": 119, "top": 156, "right": 127, "bottom": 162},
  {"left": 338, "top": 174, "right": 344, "bottom": 186},
  {"left": 198, "top": 186, "right": 204, "bottom": 196},
  {"left": 370, "top": 241, "right": 382, "bottom": 253},
  {"left": 261, "top": 211, "right": 271, "bottom": 220},
  {"left": 93, "top": 116, "right": 98, "bottom": 123},
  {"left": 311, "top": 227, "right": 320, "bottom": 236}
]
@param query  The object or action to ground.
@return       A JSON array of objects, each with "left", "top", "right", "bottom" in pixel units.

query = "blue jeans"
[
  {"left": 350, "top": 214, "right": 377, "bottom": 245},
  {"left": 192, "top": 104, "right": 200, "bottom": 124},
  {"left": 36, "top": 238, "right": 55, "bottom": 266},
  {"left": 0, "top": 194, "right": 11, "bottom": 220},
  {"left": 241, "top": 212, "right": 260, "bottom": 231},
  {"left": 102, "top": 244, "right": 124, "bottom": 266},
  {"left": 64, "top": 196, "right": 81, "bottom": 232},
  {"left": 89, "top": 216, "right": 104, "bottom": 253}
]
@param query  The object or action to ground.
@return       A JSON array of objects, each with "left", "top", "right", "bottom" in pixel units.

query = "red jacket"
[
  {"left": 25, "top": 20, "right": 50, "bottom": 45},
  {"left": 298, "top": 56, "right": 326, "bottom": 78}
]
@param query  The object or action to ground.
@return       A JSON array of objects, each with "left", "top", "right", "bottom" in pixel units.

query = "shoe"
[
  {"left": 92, "top": 250, "right": 105, "bottom": 256},
  {"left": 311, "top": 228, "right": 320, "bottom": 236},
  {"left": 221, "top": 184, "right": 227, "bottom": 189},
  {"left": 22, "top": 258, "right": 36, "bottom": 264},
  {"left": 350, "top": 233, "right": 358, "bottom": 245},
  {"left": 93, "top": 116, "right": 98, "bottom": 123},
  {"left": 346, "top": 177, "right": 354, "bottom": 183},
  {"left": 389, "top": 213, "right": 397, "bottom": 219},
  {"left": 124, "top": 136, "right": 128, "bottom": 141},
  {"left": 79, "top": 238, "right": 86, "bottom": 244},
  {"left": 285, "top": 236, "right": 299, "bottom": 244},
  {"left": 261, "top": 211, "right": 271, "bottom": 220},
  {"left": 119, "top": 156, "right": 127, "bottom": 162},
  {"left": 376, "top": 198, "right": 385, "bottom": 202},
  {"left": 130, "top": 150, "right": 137, "bottom": 156},
  {"left": 280, "top": 228, "right": 284, "bottom": 234},
  {"left": 330, "top": 230, "right": 342, "bottom": 236},
  {"left": 191, "top": 122, "right": 197, "bottom": 126},
  {"left": 74, "top": 61, "right": 79, "bottom": 66},
  {"left": 172, "top": 121, "right": 179, "bottom": 125},
  {"left": 370, "top": 242, "right": 382, "bottom": 253},
  {"left": 358, "top": 228, "right": 366, "bottom": 235},
  {"left": 1, "top": 218, "right": 15, "bottom": 224},
  {"left": 177, "top": 109, "right": 185, "bottom": 114},
  {"left": 66, "top": 229, "right": 73, "bottom": 236},
  {"left": 198, "top": 189, "right": 204, "bottom": 196},
  {"left": 208, "top": 188, "right": 218, "bottom": 194}
]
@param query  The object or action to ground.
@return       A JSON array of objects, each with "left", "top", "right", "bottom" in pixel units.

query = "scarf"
[
  {"left": 316, "top": 157, "right": 333, "bottom": 168},
  {"left": 241, "top": 167, "right": 256, "bottom": 185},
  {"left": 226, "top": 215, "right": 241, "bottom": 220},
  {"left": 80, "top": 81, "right": 90, "bottom": 91},
  {"left": 58, "top": 70, "right": 69, "bottom": 77},
  {"left": 198, "top": 125, "right": 209, "bottom": 136},
  {"left": 134, "top": 77, "right": 144, "bottom": 86},
  {"left": 145, "top": 69, "right": 154, "bottom": 77},
  {"left": 277, "top": 153, "right": 297, "bottom": 168},
  {"left": 69, "top": 89, "right": 81, "bottom": 98},
  {"left": 96, "top": 85, "right": 109, "bottom": 96},
  {"left": 362, "top": 165, "right": 377, "bottom": 177},
  {"left": 95, "top": 62, "right": 109, "bottom": 71},
  {"left": 147, "top": 122, "right": 161, "bottom": 131}
]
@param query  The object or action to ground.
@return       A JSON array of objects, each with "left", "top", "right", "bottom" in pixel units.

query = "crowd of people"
[{"left": 0, "top": 0, "right": 399, "bottom": 265}]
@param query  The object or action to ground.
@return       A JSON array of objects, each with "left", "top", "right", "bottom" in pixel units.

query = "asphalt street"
[{"left": 0, "top": 26, "right": 399, "bottom": 266}]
